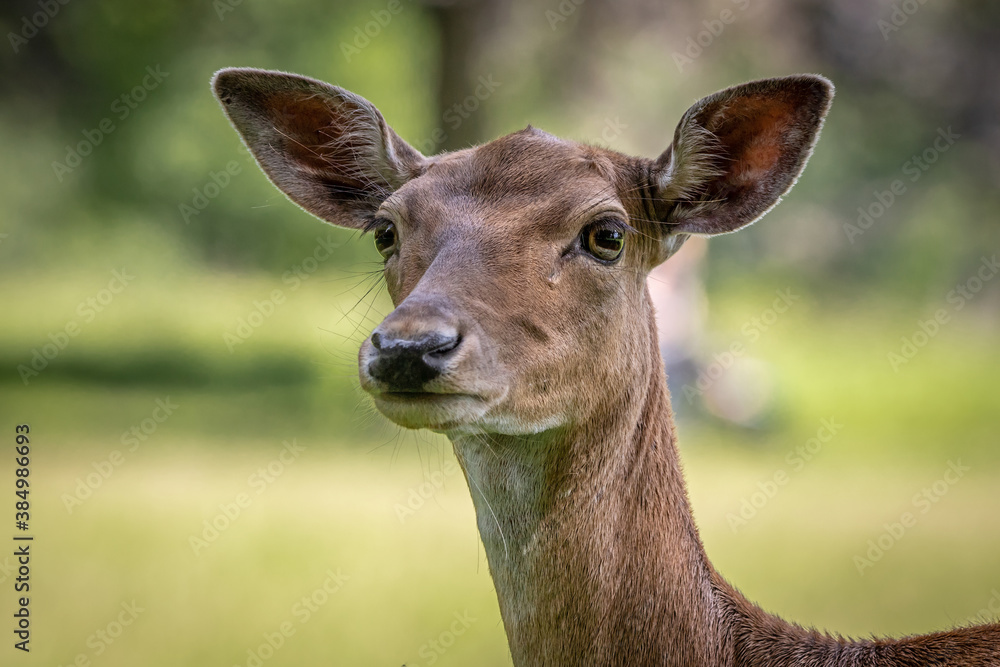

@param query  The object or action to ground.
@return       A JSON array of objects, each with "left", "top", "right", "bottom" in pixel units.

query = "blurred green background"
[{"left": 1, "top": 0, "right": 999, "bottom": 664}]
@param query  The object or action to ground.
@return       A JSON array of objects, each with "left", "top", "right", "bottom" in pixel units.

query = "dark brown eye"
[
  {"left": 373, "top": 221, "right": 397, "bottom": 258},
  {"left": 582, "top": 221, "right": 625, "bottom": 262}
]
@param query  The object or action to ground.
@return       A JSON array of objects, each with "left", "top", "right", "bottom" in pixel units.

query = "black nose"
[{"left": 368, "top": 329, "right": 461, "bottom": 391}]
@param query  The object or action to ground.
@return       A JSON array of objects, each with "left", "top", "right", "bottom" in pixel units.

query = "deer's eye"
[
  {"left": 373, "top": 221, "right": 398, "bottom": 259},
  {"left": 582, "top": 221, "right": 626, "bottom": 262}
]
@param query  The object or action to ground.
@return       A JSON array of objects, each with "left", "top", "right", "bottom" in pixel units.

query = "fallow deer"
[{"left": 213, "top": 67, "right": 1000, "bottom": 666}]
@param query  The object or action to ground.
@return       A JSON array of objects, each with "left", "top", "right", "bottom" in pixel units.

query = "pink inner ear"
[
  {"left": 266, "top": 91, "right": 371, "bottom": 186},
  {"left": 716, "top": 98, "right": 794, "bottom": 187},
  {"left": 269, "top": 92, "right": 347, "bottom": 167}
]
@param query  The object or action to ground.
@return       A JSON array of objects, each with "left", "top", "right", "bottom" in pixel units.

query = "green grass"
[
  {"left": 16, "top": 439, "right": 510, "bottom": 666},
  {"left": 2, "top": 434, "right": 999, "bottom": 666},
  {"left": 1, "top": 269, "right": 998, "bottom": 664}
]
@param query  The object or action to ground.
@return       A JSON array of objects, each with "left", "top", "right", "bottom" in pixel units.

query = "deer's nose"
[{"left": 367, "top": 327, "right": 461, "bottom": 391}]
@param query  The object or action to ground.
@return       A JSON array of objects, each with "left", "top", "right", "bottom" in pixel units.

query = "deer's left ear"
[{"left": 648, "top": 75, "right": 833, "bottom": 261}]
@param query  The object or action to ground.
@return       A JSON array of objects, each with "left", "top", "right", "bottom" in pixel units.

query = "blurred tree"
[
  {"left": 421, "top": 0, "right": 510, "bottom": 151},
  {"left": 0, "top": 0, "right": 995, "bottom": 296}
]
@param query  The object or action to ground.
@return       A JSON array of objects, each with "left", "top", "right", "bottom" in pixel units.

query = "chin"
[
  {"left": 369, "top": 390, "right": 565, "bottom": 437},
  {"left": 370, "top": 391, "right": 494, "bottom": 432}
]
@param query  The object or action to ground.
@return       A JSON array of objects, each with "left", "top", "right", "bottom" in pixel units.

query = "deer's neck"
[
  {"left": 451, "top": 332, "right": 728, "bottom": 666},
  {"left": 449, "top": 330, "right": 1000, "bottom": 667},
  {"left": 448, "top": 300, "right": 1000, "bottom": 666}
]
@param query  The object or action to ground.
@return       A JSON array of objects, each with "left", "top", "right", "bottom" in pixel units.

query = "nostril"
[
  {"left": 426, "top": 333, "right": 461, "bottom": 358},
  {"left": 370, "top": 332, "right": 383, "bottom": 350}
]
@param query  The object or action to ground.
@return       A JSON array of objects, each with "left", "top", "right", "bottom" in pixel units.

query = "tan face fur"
[{"left": 358, "top": 132, "right": 664, "bottom": 435}]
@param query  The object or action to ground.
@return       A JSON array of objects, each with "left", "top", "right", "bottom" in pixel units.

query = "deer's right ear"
[
  {"left": 647, "top": 75, "right": 833, "bottom": 262},
  {"left": 212, "top": 68, "right": 426, "bottom": 228}
]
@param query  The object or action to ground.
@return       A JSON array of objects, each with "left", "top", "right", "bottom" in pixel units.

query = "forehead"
[{"left": 390, "top": 128, "right": 630, "bottom": 227}]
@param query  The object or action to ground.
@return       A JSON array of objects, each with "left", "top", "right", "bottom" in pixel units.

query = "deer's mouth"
[
  {"left": 376, "top": 390, "right": 479, "bottom": 402},
  {"left": 370, "top": 390, "right": 492, "bottom": 432}
]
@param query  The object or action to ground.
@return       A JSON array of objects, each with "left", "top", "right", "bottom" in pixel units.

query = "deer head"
[{"left": 212, "top": 68, "right": 832, "bottom": 439}]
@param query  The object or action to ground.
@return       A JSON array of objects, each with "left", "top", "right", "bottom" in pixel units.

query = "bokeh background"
[{"left": 1, "top": 0, "right": 999, "bottom": 664}]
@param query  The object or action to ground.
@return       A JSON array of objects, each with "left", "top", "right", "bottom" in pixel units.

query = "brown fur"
[{"left": 213, "top": 68, "right": 1000, "bottom": 666}]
